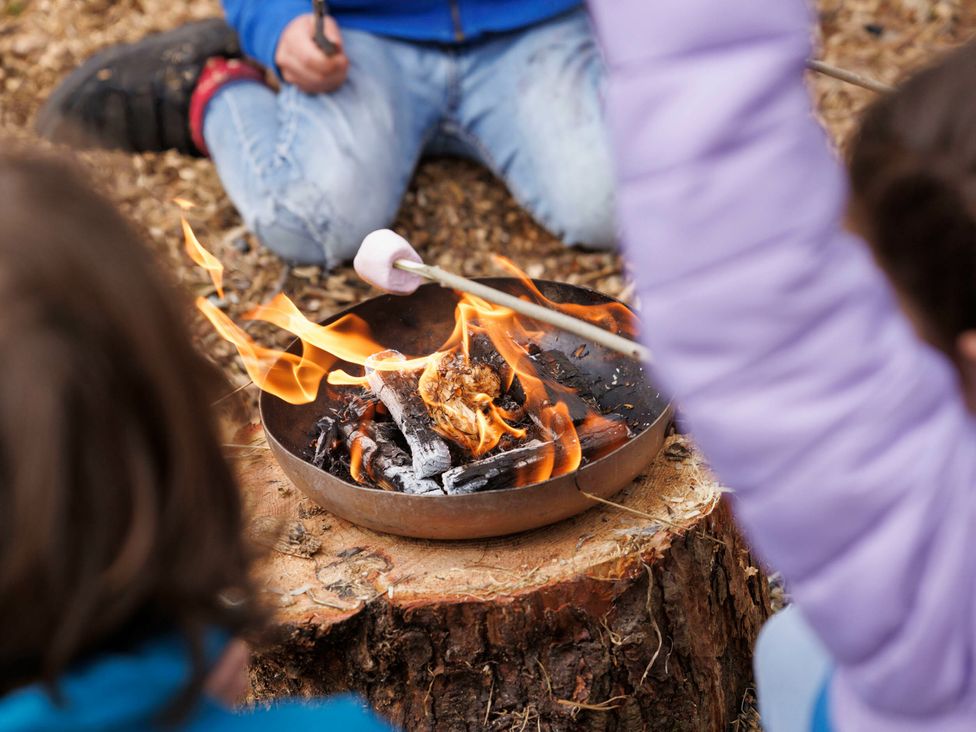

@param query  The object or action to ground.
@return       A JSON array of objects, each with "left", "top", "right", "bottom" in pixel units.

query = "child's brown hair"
[
  {"left": 0, "top": 150, "right": 263, "bottom": 710},
  {"left": 849, "top": 40, "right": 976, "bottom": 352}
]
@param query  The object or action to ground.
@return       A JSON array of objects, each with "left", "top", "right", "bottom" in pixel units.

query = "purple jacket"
[{"left": 589, "top": 1, "right": 976, "bottom": 730}]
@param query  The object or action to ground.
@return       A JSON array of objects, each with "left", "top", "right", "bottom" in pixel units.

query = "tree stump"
[{"left": 235, "top": 432, "right": 771, "bottom": 731}]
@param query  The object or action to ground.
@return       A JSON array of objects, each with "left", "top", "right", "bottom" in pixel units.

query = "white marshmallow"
[{"left": 354, "top": 229, "right": 425, "bottom": 295}]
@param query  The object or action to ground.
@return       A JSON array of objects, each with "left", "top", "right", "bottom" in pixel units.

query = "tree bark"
[{"left": 235, "top": 433, "right": 771, "bottom": 731}]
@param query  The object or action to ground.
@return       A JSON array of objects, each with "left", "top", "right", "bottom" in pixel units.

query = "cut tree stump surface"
[{"left": 235, "top": 430, "right": 771, "bottom": 731}]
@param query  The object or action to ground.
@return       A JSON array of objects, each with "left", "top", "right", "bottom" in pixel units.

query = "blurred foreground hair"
[
  {"left": 849, "top": 40, "right": 976, "bottom": 351},
  {"left": 0, "top": 149, "right": 263, "bottom": 715}
]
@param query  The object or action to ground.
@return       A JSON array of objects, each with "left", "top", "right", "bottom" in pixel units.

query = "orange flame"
[
  {"left": 195, "top": 296, "right": 333, "bottom": 404},
  {"left": 175, "top": 199, "right": 225, "bottom": 298},
  {"left": 349, "top": 437, "right": 365, "bottom": 482},
  {"left": 493, "top": 255, "right": 637, "bottom": 338},
  {"left": 243, "top": 293, "right": 428, "bottom": 374},
  {"left": 346, "top": 400, "right": 382, "bottom": 486}
]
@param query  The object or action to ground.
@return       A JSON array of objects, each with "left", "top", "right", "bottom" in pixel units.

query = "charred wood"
[
  {"left": 311, "top": 414, "right": 341, "bottom": 469},
  {"left": 342, "top": 419, "right": 443, "bottom": 496},
  {"left": 441, "top": 439, "right": 552, "bottom": 494},
  {"left": 528, "top": 345, "right": 595, "bottom": 397},
  {"left": 312, "top": 399, "right": 443, "bottom": 495},
  {"left": 441, "top": 417, "right": 631, "bottom": 494},
  {"left": 528, "top": 346, "right": 599, "bottom": 424},
  {"left": 366, "top": 352, "right": 452, "bottom": 478},
  {"left": 576, "top": 415, "right": 632, "bottom": 462}
]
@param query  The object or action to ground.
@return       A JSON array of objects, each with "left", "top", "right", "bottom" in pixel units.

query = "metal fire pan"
[{"left": 260, "top": 278, "right": 672, "bottom": 540}]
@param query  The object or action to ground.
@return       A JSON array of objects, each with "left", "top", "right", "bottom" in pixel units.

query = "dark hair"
[
  {"left": 849, "top": 40, "right": 976, "bottom": 351},
  {"left": 0, "top": 150, "right": 264, "bottom": 714}
]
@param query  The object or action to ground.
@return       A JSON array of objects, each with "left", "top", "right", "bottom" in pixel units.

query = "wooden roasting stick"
[
  {"left": 365, "top": 351, "right": 453, "bottom": 479},
  {"left": 393, "top": 259, "right": 654, "bottom": 363}
]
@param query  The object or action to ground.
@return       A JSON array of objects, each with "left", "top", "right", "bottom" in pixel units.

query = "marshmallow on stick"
[
  {"left": 354, "top": 229, "right": 425, "bottom": 295},
  {"left": 353, "top": 230, "right": 654, "bottom": 363}
]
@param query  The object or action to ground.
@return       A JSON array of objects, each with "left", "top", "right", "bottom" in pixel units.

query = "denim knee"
[
  {"left": 545, "top": 168, "right": 617, "bottom": 250},
  {"left": 528, "top": 134, "right": 617, "bottom": 250},
  {"left": 249, "top": 179, "right": 363, "bottom": 268}
]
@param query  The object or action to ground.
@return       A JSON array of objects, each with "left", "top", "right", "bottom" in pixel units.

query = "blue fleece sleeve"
[{"left": 222, "top": 0, "right": 310, "bottom": 71}]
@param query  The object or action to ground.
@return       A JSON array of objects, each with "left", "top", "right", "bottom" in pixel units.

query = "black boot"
[{"left": 37, "top": 19, "right": 241, "bottom": 156}]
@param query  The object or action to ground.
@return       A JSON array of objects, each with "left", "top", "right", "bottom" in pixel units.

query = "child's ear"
[{"left": 954, "top": 330, "right": 976, "bottom": 411}]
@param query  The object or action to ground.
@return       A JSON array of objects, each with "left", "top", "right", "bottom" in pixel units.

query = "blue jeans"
[
  {"left": 203, "top": 9, "right": 615, "bottom": 266},
  {"left": 754, "top": 607, "right": 834, "bottom": 732}
]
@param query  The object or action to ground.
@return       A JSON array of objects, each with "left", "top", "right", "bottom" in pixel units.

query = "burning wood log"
[
  {"left": 528, "top": 346, "right": 599, "bottom": 425},
  {"left": 365, "top": 351, "right": 452, "bottom": 479},
  {"left": 343, "top": 420, "right": 444, "bottom": 496},
  {"left": 528, "top": 345, "right": 595, "bottom": 397},
  {"left": 442, "top": 439, "right": 552, "bottom": 494},
  {"left": 314, "top": 401, "right": 443, "bottom": 495},
  {"left": 469, "top": 331, "right": 526, "bottom": 407},
  {"left": 575, "top": 414, "right": 631, "bottom": 461},
  {"left": 441, "top": 417, "right": 631, "bottom": 494}
]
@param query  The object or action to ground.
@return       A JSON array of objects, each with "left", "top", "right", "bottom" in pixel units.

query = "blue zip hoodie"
[{"left": 222, "top": 0, "right": 582, "bottom": 71}]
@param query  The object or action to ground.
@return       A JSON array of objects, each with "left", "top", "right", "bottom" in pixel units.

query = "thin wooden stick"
[
  {"left": 211, "top": 378, "right": 254, "bottom": 406},
  {"left": 806, "top": 59, "right": 894, "bottom": 95},
  {"left": 394, "top": 259, "right": 653, "bottom": 363}
]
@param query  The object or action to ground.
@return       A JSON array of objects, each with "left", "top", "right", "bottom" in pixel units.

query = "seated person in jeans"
[{"left": 39, "top": 2, "right": 616, "bottom": 268}]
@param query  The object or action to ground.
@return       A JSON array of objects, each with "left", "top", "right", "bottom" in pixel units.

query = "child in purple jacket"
[{"left": 589, "top": 1, "right": 976, "bottom": 730}]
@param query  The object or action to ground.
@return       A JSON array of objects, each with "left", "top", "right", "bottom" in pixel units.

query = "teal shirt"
[{"left": 0, "top": 634, "right": 390, "bottom": 731}]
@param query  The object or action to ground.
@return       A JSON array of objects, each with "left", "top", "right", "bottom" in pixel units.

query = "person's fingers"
[
  {"left": 280, "top": 63, "right": 322, "bottom": 92},
  {"left": 283, "top": 57, "right": 348, "bottom": 95},
  {"left": 294, "top": 42, "right": 347, "bottom": 81},
  {"left": 275, "top": 14, "right": 350, "bottom": 94}
]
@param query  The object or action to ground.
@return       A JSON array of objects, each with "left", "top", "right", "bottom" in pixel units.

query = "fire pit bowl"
[{"left": 260, "top": 278, "right": 671, "bottom": 540}]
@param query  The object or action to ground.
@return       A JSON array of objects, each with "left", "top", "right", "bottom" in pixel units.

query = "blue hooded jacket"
[
  {"left": 0, "top": 633, "right": 390, "bottom": 731},
  {"left": 222, "top": 0, "right": 582, "bottom": 71}
]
